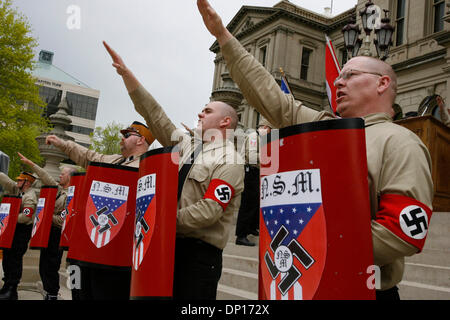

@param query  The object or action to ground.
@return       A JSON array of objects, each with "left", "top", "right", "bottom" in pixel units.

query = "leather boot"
[
  {"left": 0, "top": 285, "right": 18, "bottom": 300},
  {"left": 44, "top": 293, "right": 58, "bottom": 300}
]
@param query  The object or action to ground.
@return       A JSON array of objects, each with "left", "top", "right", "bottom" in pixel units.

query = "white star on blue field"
[{"left": 262, "top": 203, "right": 322, "bottom": 245}]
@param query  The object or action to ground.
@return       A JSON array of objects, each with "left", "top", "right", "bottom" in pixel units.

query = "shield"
[
  {"left": 130, "top": 147, "right": 179, "bottom": 299},
  {"left": 67, "top": 162, "right": 138, "bottom": 269},
  {"left": 85, "top": 180, "right": 129, "bottom": 248},
  {"left": 30, "top": 186, "right": 58, "bottom": 249},
  {"left": 133, "top": 173, "right": 156, "bottom": 270},
  {"left": 60, "top": 172, "right": 85, "bottom": 250},
  {"left": 0, "top": 196, "right": 21, "bottom": 249},
  {"left": 259, "top": 118, "right": 375, "bottom": 300}
]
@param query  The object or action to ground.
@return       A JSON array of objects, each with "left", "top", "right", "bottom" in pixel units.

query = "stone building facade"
[{"left": 209, "top": 0, "right": 450, "bottom": 129}]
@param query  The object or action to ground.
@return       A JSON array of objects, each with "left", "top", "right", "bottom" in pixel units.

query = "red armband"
[
  {"left": 203, "top": 179, "right": 235, "bottom": 211},
  {"left": 22, "top": 207, "right": 35, "bottom": 218},
  {"left": 376, "top": 194, "right": 432, "bottom": 252}
]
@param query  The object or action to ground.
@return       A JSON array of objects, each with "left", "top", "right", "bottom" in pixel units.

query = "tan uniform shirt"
[
  {"left": 240, "top": 131, "right": 260, "bottom": 168},
  {"left": 221, "top": 36, "right": 434, "bottom": 290},
  {"left": 129, "top": 85, "right": 244, "bottom": 250},
  {"left": 57, "top": 140, "right": 139, "bottom": 168},
  {"left": 0, "top": 172, "right": 38, "bottom": 225}
]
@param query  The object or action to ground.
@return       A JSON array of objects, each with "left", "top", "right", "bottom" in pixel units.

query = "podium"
[{"left": 395, "top": 115, "right": 450, "bottom": 211}]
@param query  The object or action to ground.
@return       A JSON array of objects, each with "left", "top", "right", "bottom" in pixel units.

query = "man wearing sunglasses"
[
  {"left": 197, "top": 0, "right": 433, "bottom": 300},
  {"left": 45, "top": 121, "right": 154, "bottom": 168}
]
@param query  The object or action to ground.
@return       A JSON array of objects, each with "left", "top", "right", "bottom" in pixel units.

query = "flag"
[
  {"left": 280, "top": 68, "right": 292, "bottom": 94},
  {"left": 325, "top": 35, "right": 341, "bottom": 114}
]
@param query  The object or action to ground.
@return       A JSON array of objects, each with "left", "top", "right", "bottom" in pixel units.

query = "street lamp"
[{"left": 342, "top": 0, "right": 395, "bottom": 61}]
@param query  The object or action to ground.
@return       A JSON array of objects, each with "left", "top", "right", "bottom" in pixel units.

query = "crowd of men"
[{"left": 0, "top": 0, "right": 440, "bottom": 301}]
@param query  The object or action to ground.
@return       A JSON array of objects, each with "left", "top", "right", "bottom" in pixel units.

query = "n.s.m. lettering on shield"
[
  {"left": 0, "top": 203, "right": 11, "bottom": 235},
  {"left": 86, "top": 180, "right": 130, "bottom": 248},
  {"left": 260, "top": 169, "right": 327, "bottom": 300},
  {"left": 133, "top": 173, "right": 157, "bottom": 270}
]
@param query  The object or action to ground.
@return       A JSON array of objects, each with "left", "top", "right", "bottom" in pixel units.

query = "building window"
[
  {"left": 434, "top": 0, "right": 445, "bottom": 33},
  {"left": 69, "top": 125, "right": 94, "bottom": 135},
  {"left": 300, "top": 47, "right": 312, "bottom": 81},
  {"left": 259, "top": 46, "right": 267, "bottom": 67},
  {"left": 395, "top": 0, "right": 406, "bottom": 45},
  {"left": 37, "top": 86, "right": 62, "bottom": 118},
  {"left": 66, "top": 91, "right": 99, "bottom": 121}
]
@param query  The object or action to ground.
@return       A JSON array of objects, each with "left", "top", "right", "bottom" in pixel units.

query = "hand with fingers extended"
[
  {"left": 103, "top": 41, "right": 140, "bottom": 92},
  {"left": 17, "top": 152, "right": 35, "bottom": 167},
  {"left": 197, "top": 0, "right": 232, "bottom": 46},
  {"left": 103, "top": 41, "right": 129, "bottom": 76}
]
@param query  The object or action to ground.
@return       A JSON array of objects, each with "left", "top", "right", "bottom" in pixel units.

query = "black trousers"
[
  {"left": 236, "top": 165, "right": 260, "bottom": 237},
  {"left": 376, "top": 286, "right": 400, "bottom": 300},
  {"left": 1, "top": 223, "right": 32, "bottom": 287},
  {"left": 71, "top": 263, "right": 131, "bottom": 300},
  {"left": 39, "top": 225, "right": 64, "bottom": 296},
  {"left": 173, "top": 238, "right": 223, "bottom": 300}
]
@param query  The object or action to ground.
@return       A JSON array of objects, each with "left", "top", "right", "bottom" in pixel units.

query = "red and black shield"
[
  {"left": 60, "top": 172, "right": 85, "bottom": 250},
  {"left": 130, "top": 147, "right": 179, "bottom": 299},
  {"left": 259, "top": 118, "right": 375, "bottom": 300},
  {"left": 30, "top": 186, "right": 58, "bottom": 249},
  {"left": 67, "top": 162, "right": 138, "bottom": 269},
  {"left": 0, "top": 196, "right": 21, "bottom": 249}
]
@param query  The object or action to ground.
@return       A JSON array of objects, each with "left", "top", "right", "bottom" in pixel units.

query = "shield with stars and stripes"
[
  {"left": 85, "top": 180, "right": 129, "bottom": 248},
  {"left": 59, "top": 172, "right": 85, "bottom": 250},
  {"left": 259, "top": 118, "right": 375, "bottom": 300},
  {"left": 0, "top": 196, "right": 21, "bottom": 249},
  {"left": 30, "top": 186, "right": 58, "bottom": 249},
  {"left": 133, "top": 173, "right": 156, "bottom": 270},
  {"left": 66, "top": 162, "right": 138, "bottom": 269},
  {"left": 130, "top": 147, "right": 179, "bottom": 299}
]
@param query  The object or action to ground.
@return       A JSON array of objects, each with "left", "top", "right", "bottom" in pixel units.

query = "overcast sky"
[{"left": 13, "top": 0, "right": 357, "bottom": 130}]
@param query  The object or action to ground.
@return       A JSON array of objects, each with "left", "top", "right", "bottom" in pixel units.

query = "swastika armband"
[
  {"left": 376, "top": 194, "right": 432, "bottom": 252},
  {"left": 22, "top": 207, "right": 35, "bottom": 218},
  {"left": 203, "top": 179, "right": 235, "bottom": 211}
]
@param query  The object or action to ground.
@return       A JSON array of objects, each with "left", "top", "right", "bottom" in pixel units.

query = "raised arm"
[
  {"left": 197, "top": 0, "right": 332, "bottom": 128},
  {"left": 197, "top": 0, "right": 232, "bottom": 47},
  {"left": 18, "top": 152, "right": 57, "bottom": 186},
  {"left": 104, "top": 41, "right": 184, "bottom": 147}
]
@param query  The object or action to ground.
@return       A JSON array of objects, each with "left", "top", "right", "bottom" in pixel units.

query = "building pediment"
[{"left": 209, "top": 2, "right": 354, "bottom": 53}]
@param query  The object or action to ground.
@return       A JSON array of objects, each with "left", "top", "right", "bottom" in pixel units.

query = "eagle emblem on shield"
[
  {"left": 31, "top": 198, "right": 46, "bottom": 237},
  {"left": 133, "top": 173, "right": 156, "bottom": 270},
  {"left": 260, "top": 169, "right": 327, "bottom": 300},
  {"left": 85, "top": 180, "right": 129, "bottom": 248}
]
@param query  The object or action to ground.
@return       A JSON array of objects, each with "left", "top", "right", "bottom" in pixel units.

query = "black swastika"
[
  {"left": 215, "top": 186, "right": 231, "bottom": 202},
  {"left": 401, "top": 207, "right": 428, "bottom": 237}
]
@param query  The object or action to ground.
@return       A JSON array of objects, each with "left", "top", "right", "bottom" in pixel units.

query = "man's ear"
[
  {"left": 220, "top": 116, "right": 232, "bottom": 128},
  {"left": 377, "top": 75, "right": 391, "bottom": 95},
  {"left": 136, "top": 135, "right": 146, "bottom": 146}
]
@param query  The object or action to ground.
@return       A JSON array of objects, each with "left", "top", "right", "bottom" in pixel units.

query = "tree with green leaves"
[
  {"left": 0, "top": 0, "right": 51, "bottom": 179},
  {"left": 89, "top": 122, "right": 124, "bottom": 155}
]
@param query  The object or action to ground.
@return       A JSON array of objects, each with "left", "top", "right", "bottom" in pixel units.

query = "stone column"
[{"left": 35, "top": 92, "right": 74, "bottom": 180}]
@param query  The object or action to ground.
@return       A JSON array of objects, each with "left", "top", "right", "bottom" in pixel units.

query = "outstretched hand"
[
  {"left": 17, "top": 152, "right": 34, "bottom": 167},
  {"left": 197, "top": 0, "right": 232, "bottom": 46},
  {"left": 45, "top": 135, "right": 63, "bottom": 148},
  {"left": 103, "top": 41, "right": 129, "bottom": 76}
]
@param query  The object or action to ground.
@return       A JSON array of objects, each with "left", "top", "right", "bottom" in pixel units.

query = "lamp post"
[{"left": 342, "top": 0, "right": 395, "bottom": 61}]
